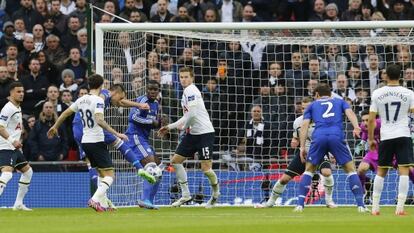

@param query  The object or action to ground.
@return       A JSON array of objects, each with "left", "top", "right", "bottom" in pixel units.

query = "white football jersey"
[
  {"left": 70, "top": 94, "right": 105, "bottom": 143},
  {"left": 293, "top": 115, "right": 314, "bottom": 151},
  {"left": 0, "top": 102, "right": 23, "bottom": 150},
  {"left": 370, "top": 86, "right": 414, "bottom": 141},
  {"left": 181, "top": 84, "right": 215, "bottom": 135}
]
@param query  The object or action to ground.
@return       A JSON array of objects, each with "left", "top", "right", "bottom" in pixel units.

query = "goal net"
[{"left": 95, "top": 21, "right": 414, "bottom": 207}]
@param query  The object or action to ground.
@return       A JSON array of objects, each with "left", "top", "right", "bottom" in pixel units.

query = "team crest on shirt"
[
  {"left": 96, "top": 103, "right": 104, "bottom": 108},
  {"left": 187, "top": 95, "right": 195, "bottom": 101},
  {"left": 0, "top": 115, "right": 8, "bottom": 121}
]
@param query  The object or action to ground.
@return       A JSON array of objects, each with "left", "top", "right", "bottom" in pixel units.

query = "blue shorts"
[
  {"left": 307, "top": 134, "right": 352, "bottom": 166},
  {"left": 127, "top": 134, "right": 154, "bottom": 161}
]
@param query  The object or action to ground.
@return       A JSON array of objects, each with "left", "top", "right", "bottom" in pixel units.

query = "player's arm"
[
  {"left": 0, "top": 108, "right": 22, "bottom": 148},
  {"left": 95, "top": 113, "right": 128, "bottom": 141},
  {"left": 345, "top": 108, "right": 361, "bottom": 138},
  {"left": 131, "top": 108, "right": 158, "bottom": 127},
  {"left": 47, "top": 108, "right": 75, "bottom": 138},
  {"left": 299, "top": 119, "right": 310, "bottom": 162},
  {"left": 118, "top": 99, "right": 150, "bottom": 110}
]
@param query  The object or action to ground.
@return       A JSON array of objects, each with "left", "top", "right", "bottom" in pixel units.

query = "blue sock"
[
  {"left": 142, "top": 180, "right": 152, "bottom": 202},
  {"left": 348, "top": 172, "right": 365, "bottom": 207},
  {"left": 117, "top": 142, "right": 142, "bottom": 169},
  {"left": 149, "top": 180, "right": 161, "bottom": 204},
  {"left": 297, "top": 172, "right": 313, "bottom": 207},
  {"left": 89, "top": 167, "right": 98, "bottom": 194}
]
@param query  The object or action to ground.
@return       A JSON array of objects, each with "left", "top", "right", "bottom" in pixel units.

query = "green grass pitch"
[{"left": 1, "top": 207, "right": 413, "bottom": 233}]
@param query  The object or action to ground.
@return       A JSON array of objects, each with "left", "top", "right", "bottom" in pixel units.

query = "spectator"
[
  {"left": 6, "top": 58, "right": 18, "bottom": 81},
  {"left": 50, "top": 0, "right": 68, "bottom": 35},
  {"left": 362, "top": 53, "right": 380, "bottom": 94},
  {"left": 308, "top": 57, "right": 329, "bottom": 84},
  {"left": 32, "top": 24, "right": 46, "bottom": 52},
  {"left": 44, "top": 34, "right": 67, "bottom": 69},
  {"left": 219, "top": 0, "right": 243, "bottom": 22},
  {"left": 37, "top": 50, "right": 60, "bottom": 86},
  {"left": 147, "top": 51, "right": 159, "bottom": 69},
  {"left": 134, "top": 0, "right": 152, "bottom": 19},
  {"left": 353, "top": 88, "right": 370, "bottom": 115},
  {"left": 70, "top": 0, "right": 88, "bottom": 24},
  {"left": 64, "top": 47, "right": 88, "bottom": 85},
  {"left": 183, "top": 0, "right": 214, "bottom": 22},
  {"left": 344, "top": 44, "right": 363, "bottom": 71},
  {"left": 12, "top": 0, "right": 44, "bottom": 33},
  {"left": 160, "top": 54, "right": 176, "bottom": 85},
  {"left": 324, "top": 3, "right": 340, "bottom": 21},
  {"left": 153, "top": 37, "right": 170, "bottom": 57},
  {"left": 113, "top": 31, "right": 141, "bottom": 74},
  {"left": 22, "top": 115, "right": 36, "bottom": 160},
  {"left": 235, "top": 105, "right": 271, "bottom": 171},
  {"left": 308, "top": 0, "right": 326, "bottom": 21},
  {"left": 35, "top": 0, "right": 49, "bottom": 18},
  {"left": 240, "top": 32, "right": 266, "bottom": 70},
  {"left": 285, "top": 51, "right": 309, "bottom": 96},
  {"left": 132, "top": 57, "right": 146, "bottom": 78},
  {"left": 170, "top": 6, "right": 196, "bottom": 22},
  {"left": 276, "top": 0, "right": 307, "bottom": 21},
  {"left": 334, "top": 74, "right": 357, "bottom": 101},
  {"left": 127, "top": 8, "right": 144, "bottom": 22},
  {"left": 13, "top": 18, "right": 26, "bottom": 41},
  {"left": 28, "top": 101, "right": 68, "bottom": 161},
  {"left": 76, "top": 28, "right": 88, "bottom": 59},
  {"left": 241, "top": 4, "right": 262, "bottom": 22},
  {"left": 361, "top": 2, "right": 374, "bottom": 21},
  {"left": 0, "top": 21, "right": 18, "bottom": 54},
  {"left": 0, "top": 44, "right": 20, "bottom": 67},
  {"left": 61, "top": 15, "right": 82, "bottom": 52},
  {"left": 33, "top": 85, "right": 68, "bottom": 118},
  {"left": 404, "top": 67, "right": 414, "bottom": 89},
  {"left": 362, "top": 44, "right": 385, "bottom": 70},
  {"left": 347, "top": 65, "right": 369, "bottom": 93},
  {"left": 120, "top": 0, "right": 148, "bottom": 22},
  {"left": 60, "top": 89, "right": 73, "bottom": 107},
  {"left": 18, "top": 34, "right": 35, "bottom": 70},
  {"left": 320, "top": 44, "right": 348, "bottom": 82},
  {"left": 43, "top": 15, "right": 61, "bottom": 37},
  {"left": 265, "top": 62, "right": 288, "bottom": 88},
  {"left": 131, "top": 76, "right": 145, "bottom": 97},
  {"left": 397, "top": 50, "right": 412, "bottom": 70},
  {"left": 202, "top": 78, "right": 220, "bottom": 149},
  {"left": 20, "top": 58, "right": 49, "bottom": 116},
  {"left": 219, "top": 40, "right": 253, "bottom": 78},
  {"left": 60, "top": 0, "right": 77, "bottom": 15},
  {"left": 0, "top": 65, "right": 12, "bottom": 109},
  {"left": 341, "top": 0, "right": 362, "bottom": 21},
  {"left": 203, "top": 8, "right": 219, "bottom": 22},
  {"left": 304, "top": 79, "right": 319, "bottom": 97},
  {"left": 388, "top": 0, "right": 409, "bottom": 20},
  {"left": 59, "top": 68, "right": 78, "bottom": 95},
  {"left": 151, "top": 0, "right": 174, "bottom": 22},
  {"left": 100, "top": 13, "right": 113, "bottom": 23}
]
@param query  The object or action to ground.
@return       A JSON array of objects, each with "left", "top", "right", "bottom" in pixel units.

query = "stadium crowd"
[{"left": 0, "top": 0, "right": 413, "bottom": 171}]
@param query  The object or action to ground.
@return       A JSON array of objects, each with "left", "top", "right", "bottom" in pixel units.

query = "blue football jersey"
[
  {"left": 125, "top": 95, "right": 159, "bottom": 139},
  {"left": 304, "top": 97, "right": 350, "bottom": 138}
]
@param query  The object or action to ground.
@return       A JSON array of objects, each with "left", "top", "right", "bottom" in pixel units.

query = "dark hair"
[
  {"left": 147, "top": 79, "right": 161, "bottom": 88},
  {"left": 9, "top": 81, "right": 23, "bottom": 92},
  {"left": 109, "top": 83, "right": 126, "bottom": 93},
  {"left": 386, "top": 64, "right": 401, "bottom": 80},
  {"left": 6, "top": 44, "right": 18, "bottom": 50},
  {"left": 314, "top": 83, "right": 331, "bottom": 96},
  {"left": 360, "top": 109, "right": 370, "bottom": 117},
  {"left": 179, "top": 66, "right": 194, "bottom": 77},
  {"left": 61, "top": 89, "right": 71, "bottom": 95},
  {"left": 88, "top": 74, "right": 104, "bottom": 89}
]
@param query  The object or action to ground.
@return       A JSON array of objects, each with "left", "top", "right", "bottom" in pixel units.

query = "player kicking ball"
[
  {"left": 158, "top": 67, "right": 220, "bottom": 208},
  {"left": 294, "top": 83, "right": 368, "bottom": 213},
  {"left": 48, "top": 74, "right": 128, "bottom": 212},
  {"left": 368, "top": 64, "right": 414, "bottom": 216},
  {"left": 0, "top": 82, "right": 33, "bottom": 211},
  {"left": 257, "top": 97, "right": 336, "bottom": 208}
]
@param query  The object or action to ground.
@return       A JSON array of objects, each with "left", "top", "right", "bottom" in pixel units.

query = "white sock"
[
  {"left": 14, "top": 168, "right": 32, "bottom": 206},
  {"left": 92, "top": 176, "right": 113, "bottom": 202},
  {"left": 204, "top": 169, "right": 219, "bottom": 196},
  {"left": 396, "top": 175, "right": 409, "bottom": 212},
  {"left": 0, "top": 172, "right": 13, "bottom": 196},
  {"left": 322, "top": 175, "right": 334, "bottom": 203},
  {"left": 372, "top": 175, "right": 384, "bottom": 212},
  {"left": 173, "top": 164, "right": 190, "bottom": 197},
  {"left": 268, "top": 181, "right": 286, "bottom": 204}
]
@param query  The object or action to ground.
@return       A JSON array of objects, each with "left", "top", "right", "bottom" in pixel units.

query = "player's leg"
[
  {"left": 13, "top": 151, "right": 33, "bottom": 211},
  {"left": 197, "top": 133, "right": 219, "bottom": 208},
  {"left": 0, "top": 150, "right": 17, "bottom": 196},
  {"left": 394, "top": 137, "right": 413, "bottom": 215},
  {"left": 171, "top": 133, "right": 198, "bottom": 207},
  {"left": 408, "top": 167, "right": 414, "bottom": 184},
  {"left": 371, "top": 139, "right": 394, "bottom": 215},
  {"left": 319, "top": 160, "right": 335, "bottom": 208},
  {"left": 294, "top": 162, "right": 318, "bottom": 212}
]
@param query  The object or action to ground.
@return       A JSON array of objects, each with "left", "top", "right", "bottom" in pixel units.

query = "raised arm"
[
  {"left": 95, "top": 113, "right": 127, "bottom": 141},
  {"left": 119, "top": 99, "right": 150, "bottom": 110}
]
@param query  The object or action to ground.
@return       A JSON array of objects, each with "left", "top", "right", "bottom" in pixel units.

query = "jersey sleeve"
[
  {"left": 95, "top": 98, "right": 105, "bottom": 115},
  {"left": 292, "top": 118, "right": 301, "bottom": 138},
  {"left": 69, "top": 100, "right": 79, "bottom": 112},
  {"left": 369, "top": 91, "right": 378, "bottom": 113},
  {"left": 0, "top": 105, "right": 12, "bottom": 128},
  {"left": 341, "top": 99, "right": 350, "bottom": 111},
  {"left": 303, "top": 103, "right": 313, "bottom": 120},
  {"left": 410, "top": 91, "right": 414, "bottom": 110},
  {"left": 100, "top": 89, "right": 111, "bottom": 107}
]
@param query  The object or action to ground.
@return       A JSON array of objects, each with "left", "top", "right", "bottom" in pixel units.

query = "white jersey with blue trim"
[
  {"left": 70, "top": 94, "right": 105, "bottom": 143},
  {"left": 0, "top": 102, "right": 23, "bottom": 150},
  {"left": 181, "top": 84, "right": 214, "bottom": 135}
]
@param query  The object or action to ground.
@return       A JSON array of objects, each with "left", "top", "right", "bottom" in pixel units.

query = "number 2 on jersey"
[
  {"left": 79, "top": 109, "right": 94, "bottom": 128},
  {"left": 321, "top": 102, "right": 335, "bottom": 118},
  {"left": 385, "top": 102, "right": 401, "bottom": 122}
]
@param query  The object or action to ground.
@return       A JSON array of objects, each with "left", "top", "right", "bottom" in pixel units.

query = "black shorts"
[
  {"left": 82, "top": 142, "right": 114, "bottom": 170},
  {"left": 378, "top": 137, "right": 414, "bottom": 167},
  {"left": 0, "top": 149, "right": 28, "bottom": 170},
  {"left": 175, "top": 133, "right": 214, "bottom": 160},
  {"left": 285, "top": 150, "right": 331, "bottom": 178}
]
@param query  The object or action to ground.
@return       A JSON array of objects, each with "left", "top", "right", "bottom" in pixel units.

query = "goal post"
[{"left": 95, "top": 21, "right": 414, "bottom": 207}]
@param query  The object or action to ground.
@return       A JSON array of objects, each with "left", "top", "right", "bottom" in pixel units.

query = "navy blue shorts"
[
  {"left": 127, "top": 134, "right": 155, "bottom": 161},
  {"left": 0, "top": 149, "right": 28, "bottom": 170},
  {"left": 307, "top": 134, "right": 352, "bottom": 166},
  {"left": 175, "top": 133, "right": 214, "bottom": 160},
  {"left": 82, "top": 142, "right": 113, "bottom": 170}
]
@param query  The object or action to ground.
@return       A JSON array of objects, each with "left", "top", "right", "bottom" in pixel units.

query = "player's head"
[
  {"left": 9, "top": 81, "right": 24, "bottom": 104},
  {"left": 314, "top": 83, "right": 331, "bottom": 98},
  {"left": 146, "top": 80, "right": 160, "bottom": 101},
  {"left": 360, "top": 109, "right": 370, "bottom": 126},
  {"left": 78, "top": 86, "right": 89, "bottom": 97},
  {"left": 179, "top": 66, "right": 194, "bottom": 88},
  {"left": 385, "top": 64, "right": 401, "bottom": 81},
  {"left": 109, "top": 84, "right": 126, "bottom": 106},
  {"left": 301, "top": 96, "right": 313, "bottom": 113},
  {"left": 88, "top": 74, "right": 104, "bottom": 90}
]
